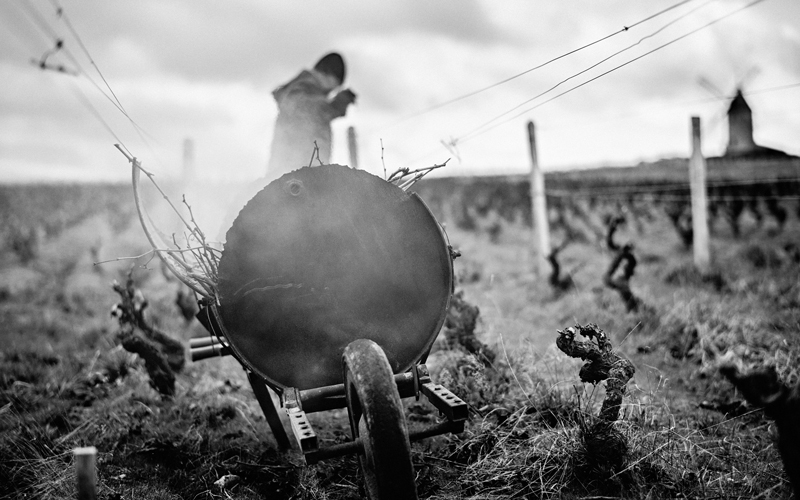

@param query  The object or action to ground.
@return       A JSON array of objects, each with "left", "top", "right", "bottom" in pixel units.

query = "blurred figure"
[
  {"left": 267, "top": 52, "right": 357, "bottom": 178},
  {"left": 214, "top": 53, "right": 356, "bottom": 242}
]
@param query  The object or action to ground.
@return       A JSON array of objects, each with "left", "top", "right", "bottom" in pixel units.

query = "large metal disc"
[{"left": 217, "top": 165, "right": 452, "bottom": 390}]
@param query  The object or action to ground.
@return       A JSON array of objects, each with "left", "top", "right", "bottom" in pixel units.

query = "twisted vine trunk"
[
  {"left": 721, "top": 364, "right": 800, "bottom": 498},
  {"left": 112, "top": 273, "right": 185, "bottom": 397},
  {"left": 557, "top": 324, "right": 635, "bottom": 471}
]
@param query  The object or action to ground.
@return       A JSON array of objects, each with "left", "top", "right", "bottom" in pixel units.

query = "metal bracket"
[
  {"left": 284, "top": 388, "right": 318, "bottom": 453},
  {"left": 421, "top": 382, "right": 468, "bottom": 421},
  {"left": 287, "top": 407, "right": 318, "bottom": 453},
  {"left": 415, "top": 364, "right": 432, "bottom": 385},
  {"left": 284, "top": 387, "right": 302, "bottom": 410}
]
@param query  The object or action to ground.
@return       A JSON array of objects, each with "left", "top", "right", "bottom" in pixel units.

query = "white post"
[
  {"left": 690, "top": 116, "right": 711, "bottom": 272},
  {"left": 74, "top": 447, "right": 97, "bottom": 500},
  {"left": 182, "top": 138, "right": 195, "bottom": 181},
  {"left": 528, "top": 121, "right": 550, "bottom": 276},
  {"left": 347, "top": 126, "right": 359, "bottom": 170}
]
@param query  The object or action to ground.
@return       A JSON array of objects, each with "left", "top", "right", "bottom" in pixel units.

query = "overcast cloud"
[{"left": 1, "top": 0, "right": 798, "bottom": 183}]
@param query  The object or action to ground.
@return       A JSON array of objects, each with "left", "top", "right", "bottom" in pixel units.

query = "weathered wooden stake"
[
  {"left": 689, "top": 116, "right": 711, "bottom": 272},
  {"left": 182, "top": 138, "right": 195, "bottom": 181},
  {"left": 74, "top": 446, "right": 97, "bottom": 500},
  {"left": 347, "top": 126, "right": 359, "bottom": 170},
  {"left": 528, "top": 121, "right": 550, "bottom": 276}
]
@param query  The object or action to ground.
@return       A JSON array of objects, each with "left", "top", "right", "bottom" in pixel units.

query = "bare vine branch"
[
  {"left": 380, "top": 138, "right": 387, "bottom": 180},
  {"left": 115, "top": 144, "right": 220, "bottom": 304},
  {"left": 392, "top": 159, "right": 451, "bottom": 191}
]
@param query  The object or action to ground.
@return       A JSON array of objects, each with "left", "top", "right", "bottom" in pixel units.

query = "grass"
[{"left": 1, "top": 182, "right": 799, "bottom": 498}]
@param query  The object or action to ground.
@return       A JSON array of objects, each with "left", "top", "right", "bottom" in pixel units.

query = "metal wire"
[
  {"left": 369, "top": 0, "right": 696, "bottom": 135},
  {"left": 456, "top": 0, "right": 771, "bottom": 145}
]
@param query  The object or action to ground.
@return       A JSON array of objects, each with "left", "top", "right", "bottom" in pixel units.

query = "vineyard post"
[
  {"left": 74, "top": 446, "right": 97, "bottom": 500},
  {"left": 182, "top": 138, "right": 195, "bottom": 182},
  {"left": 528, "top": 120, "right": 550, "bottom": 276},
  {"left": 347, "top": 126, "right": 359, "bottom": 170},
  {"left": 690, "top": 116, "right": 711, "bottom": 272}
]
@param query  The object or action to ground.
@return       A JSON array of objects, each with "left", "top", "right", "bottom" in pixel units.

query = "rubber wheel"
[{"left": 343, "top": 339, "right": 418, "bottom": 500}]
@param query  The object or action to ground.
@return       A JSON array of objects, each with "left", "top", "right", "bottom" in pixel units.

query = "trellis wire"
[
  {"left": 14, "top": 0, "right": 794, "bottom": 211},
  {"left": 455, "top": 0, "right": 719, "bottom": 144},
  {"left": 455, "top": 0, "right": 770, "bottom": 146},
  {"left": 371, "top": 0, "right": 696, "bottom": 134}
]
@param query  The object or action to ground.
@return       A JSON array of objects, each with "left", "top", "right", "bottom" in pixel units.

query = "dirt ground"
[{"left": 1, "top": 183, "right": 799, "bottom": 499}]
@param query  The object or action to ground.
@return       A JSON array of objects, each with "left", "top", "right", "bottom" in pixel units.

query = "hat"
[{"left": 313, "top": 52, "right": 345, "bottom": 85}]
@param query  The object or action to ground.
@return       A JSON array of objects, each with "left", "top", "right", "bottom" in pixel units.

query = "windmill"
[
  {"left": 696, "top": 69, "right": 790, "bottom": 159},
  {"left": 696, "top": 67, "right": 764, "bottom": 157}
]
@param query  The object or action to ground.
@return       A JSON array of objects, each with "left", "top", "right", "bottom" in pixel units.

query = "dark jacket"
[{"left": 267, "top": 70, "right": 354, "bottom": 178}]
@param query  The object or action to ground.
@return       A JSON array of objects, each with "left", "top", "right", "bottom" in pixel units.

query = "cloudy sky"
[{"left": 1, "top": 0, "right": 799, "bottom": 183}]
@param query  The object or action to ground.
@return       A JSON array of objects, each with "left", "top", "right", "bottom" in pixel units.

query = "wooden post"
[
  {"left": 74, "top": 446, "right": 97, "bottom": 500},
  {"left": 182, "top": 138, "right": 195, "bottom": 181},
  {"left": 347, "top": 126, "right": 359, "bottom": 170},
  {"left": 690, "top": 116, "right": 711, "bottom": 272},
  {"left": 528, "top": 121, "right": 550, "bottom": 276}
]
